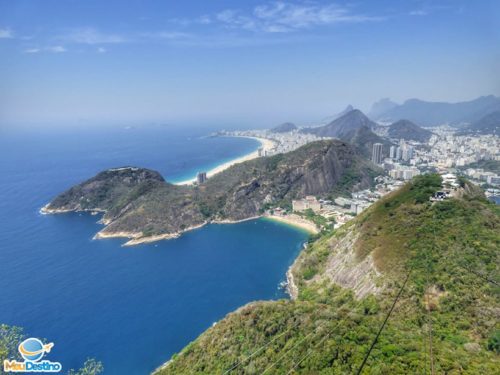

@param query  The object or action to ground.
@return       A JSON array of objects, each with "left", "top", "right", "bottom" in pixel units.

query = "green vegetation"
[
  {"left": 298, "top": 208, "right": 334, "bottom": 232},
  {"left": 0, "top": 325, "right": 103, "bottom": 375},
  {"left": 0, "top": 324, "right": 24, "bottom": 365},
  {"left": 158, "top": 175, "right": 499, "bottom": 374},
  {"left": 328, "top": 165, "right": 380, "bottom": 199},
  {"left": 46, "top": 140, "right": 378, "bottom": 240},
  {"left": 67, "top": 359, "right": 104, "bottom": 375}
]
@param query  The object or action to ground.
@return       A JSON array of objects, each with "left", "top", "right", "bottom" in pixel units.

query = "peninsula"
[{"left": 42, "top": 140, "right": 379, "bottom": 245}]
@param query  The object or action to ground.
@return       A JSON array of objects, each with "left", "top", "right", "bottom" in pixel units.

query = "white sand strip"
[{"left": 174, "top": 136, "right": 276, "bottom": 185}]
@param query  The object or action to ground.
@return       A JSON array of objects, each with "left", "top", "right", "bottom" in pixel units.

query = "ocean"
[{"left": 0, "top": 125, "right": 309, "bottom": 374}]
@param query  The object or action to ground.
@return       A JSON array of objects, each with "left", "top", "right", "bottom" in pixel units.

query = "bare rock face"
[
  {"left": 464, "top": 343, "right": 481, "bottom": 353},
  {"left": 322, "top": 230, "right": 382, "bottom": 299},
  {"left": 291, "top": 225, "right": 383, "bottom": 300}
]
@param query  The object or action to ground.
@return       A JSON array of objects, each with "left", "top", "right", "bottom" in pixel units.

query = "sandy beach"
[
  {"left": 264, "top": 214, "right": 319, "bottom": 234},
  {"left": 174, "top": 136, "right": 276, "bottom": 185}
]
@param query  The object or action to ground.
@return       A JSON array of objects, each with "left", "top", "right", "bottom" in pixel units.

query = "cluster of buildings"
[
  {"left": 370, "top": 141, "right": 420, "bottom": 180},
  {"left": 463, "top": 168, "right": 500, "bottom": 186},
  {"left": 291, "top": 186, "right": 396, "bottom": 229},
  {"left": 389, "top": 140, "right": 414, "bottom": 162},
  {"left": 292, "top": 196, "right": 321, "bottom": 212},
  {"left": 224, "top": 121, "right": 499, "bottom": 230},
  {"left": 221, "top": 129, "right": 323, "bottom": 156},
  {"left": 372, "top": 140, "right": 415, "bottom": 166},
  {"left": 387, "top": 167, "right": 421, "bottom": 180},
  {"left": 425, "top": 129, "right": 499, "bottom": 168}
]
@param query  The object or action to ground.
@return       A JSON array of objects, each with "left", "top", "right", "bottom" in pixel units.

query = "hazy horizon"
[{"left": 1, "top": 0, "right": 499, "bottom": 128}]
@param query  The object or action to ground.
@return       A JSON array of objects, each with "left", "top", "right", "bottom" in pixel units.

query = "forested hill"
[
  {"left": 157, "top": 175, "right": 500, "bottom": 374},
  {"left": 43, "top": 140, "right": 379, "bottom": 244}
]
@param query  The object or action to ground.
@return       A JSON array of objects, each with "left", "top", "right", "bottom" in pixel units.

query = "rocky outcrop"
[
  {"left": 290, "top": 226, "right": 382, "bottom": 300},
  {"left": 322, "top": 229, "right": 382, "bottom": 299}
]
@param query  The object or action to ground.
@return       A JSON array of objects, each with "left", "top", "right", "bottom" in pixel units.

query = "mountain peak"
[
  {"left": 271, "top": 122, "right": 297, "bottom": 133},
  {"left": 302, "top": 109, "right": 388, "bottom": 157},
  {"left": 388, "top": 119, "right": 433, "bottom": 142},
  {"left": 368, "top": 98, "right": 398, "bottom": 119}
]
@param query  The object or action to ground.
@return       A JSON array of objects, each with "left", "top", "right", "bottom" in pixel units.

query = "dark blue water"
[
  {"left": 490, "top": 195, "right": 500, "bottom": 205},
  {"left": 0, "top": 125, "right": 309, "bottom": 374}
]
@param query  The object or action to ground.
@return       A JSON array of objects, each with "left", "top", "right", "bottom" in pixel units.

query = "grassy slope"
[{"left": 158, "top": 175, "right": 499, "bottom": 374}]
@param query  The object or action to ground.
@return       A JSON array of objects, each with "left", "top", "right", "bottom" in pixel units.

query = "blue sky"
[{"left": 0, "top": 0, "right": 499, "bottom": 128}]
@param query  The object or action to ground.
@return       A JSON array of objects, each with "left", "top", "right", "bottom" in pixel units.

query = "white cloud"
[
  {"left": 61, "top": 27, "right": 126, "bottom": 44},
  {"left": 24, "top": 48, "right": 40, "bottom": 53},
  {"left": 212, "top": 1, "right": 383, "bottom": 33},
  {"left": 23, "top": 46, "right": 67, "bottom": 54},
  {"left": 144, "top": 31, "right": 190, "bottom": 39},
  {"left": 198, "top": 15, "right": 212, "bottom": 25},
  {"left": 0, "top": 27, "right": 13, "bottom": 38},
  {"left": 409, "top": 10, "right": 428, "bottom": 16},
  {"left": 47, "top": 45, "right": 66, "bottom": 53},
  {"left": 97, "top": 47, "right": 106, "bottom": 53}
]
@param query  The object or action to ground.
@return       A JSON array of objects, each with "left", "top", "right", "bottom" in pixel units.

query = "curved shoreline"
[
  {"left": 263, "top": 214, "right": 319, "bottom": 234},
  {"left": 173, "top": 136, "right": 276, "bottom": 186},
  {"left": 91, "top": 215, "right": 313, "bottom": 247}
]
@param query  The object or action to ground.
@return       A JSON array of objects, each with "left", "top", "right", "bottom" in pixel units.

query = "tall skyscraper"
[
  {"left": 390, "top": 145, "right": 396, "bottom": 159},
  {"left": 396, "top": 146, "right": 402, "bottom": 160},
  {"left": 372, "top": 143, "right": 383, "bottom": 164},
  {"left": 402, "top": 145, "right": 414, "bottom": 162}
]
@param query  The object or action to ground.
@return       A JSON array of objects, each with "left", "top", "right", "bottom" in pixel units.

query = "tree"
[
  {"left": 67, "top": 359, "right": 104, "bottom": 375},
  {"left": 0, "top": 324, "right": 25, "bottom": 364}
]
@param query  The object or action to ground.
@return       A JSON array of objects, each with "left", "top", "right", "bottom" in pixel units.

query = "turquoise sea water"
[{"left": 0, "top": 125, "right": 309, "bottom": 374}]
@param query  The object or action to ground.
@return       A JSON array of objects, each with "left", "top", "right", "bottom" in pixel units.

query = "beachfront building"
[
  {"left": 197, "top": 172, "right": 207, "bottom": 184},
  {"left": 292, "top": 196, "right": 321, "bottom": 213}
]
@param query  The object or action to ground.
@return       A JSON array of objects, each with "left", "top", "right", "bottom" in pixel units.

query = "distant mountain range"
[
  {"left": 270, "top": 122, "right": 297, "bottom": 133},
  {"left": 387, "top": 119, "right": 434, "bottom": 142},
  {"left": 460, "top": 110, "right": 500, "bottom": 135},
  {"left": 369, "top": 95, "right": 500, "bottom": 126},
  {"left": 368, "top": 98, "right": 398, "bottom": 119},
  {"left": 302, "top": 109, "right": 392, "bottom": 157}
]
